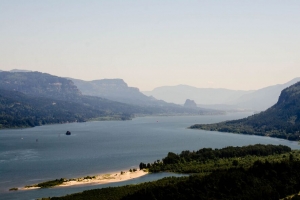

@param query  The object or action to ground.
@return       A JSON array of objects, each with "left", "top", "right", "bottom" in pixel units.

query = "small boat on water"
[{"left": 66, "top": 131, "right": 71, "bottom": 135}]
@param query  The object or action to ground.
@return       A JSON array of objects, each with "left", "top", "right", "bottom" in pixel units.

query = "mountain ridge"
[
  {"left": 143, "top": 78, "right": 300, "bottom": 111},
  {"left": 190, "top": 81, "right": 300, "bottom": 141}
]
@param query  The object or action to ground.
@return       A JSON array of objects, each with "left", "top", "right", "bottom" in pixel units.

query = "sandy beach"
[{"left": 20, "top": 169, "right": 148, "bottom": 190}]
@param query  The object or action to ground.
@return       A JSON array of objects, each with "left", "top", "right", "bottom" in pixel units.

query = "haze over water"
[{"left": 1, "top": 113, "right": 300, "bottom": 199}]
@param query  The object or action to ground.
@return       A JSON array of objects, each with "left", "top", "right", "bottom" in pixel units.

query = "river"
[{"left": 1, "top": 112, "right": 299, "bottom": 200}]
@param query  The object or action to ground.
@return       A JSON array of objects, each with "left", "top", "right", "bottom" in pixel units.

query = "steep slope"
[
  {"left": 190, "top": 81, "right": 300, "bottom": 141},
  {"left": 143, "top": 85, "right": 253, "bottom": 105},
  {"left": 232, "top": 77, "right": 300, "bottom": 111}
]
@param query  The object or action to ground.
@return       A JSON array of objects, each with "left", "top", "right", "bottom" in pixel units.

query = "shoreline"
[{"left": 19, "top": 169, "right": 148, "bottom": 191}]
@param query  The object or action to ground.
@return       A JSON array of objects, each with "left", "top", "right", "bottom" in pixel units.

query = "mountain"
[
  {"left": 0, "top": 89, "right": 106, "bottom": 128},
  {"left": 68, "top": 78, "right": 223, "bottom": 115},
  {"left": 0, "top": 71, "right": 82, "bottom": 101},
  {"left": 68, "top": 78, "right": 167, "bottom": 106},
  {"left": 0, "top": 71, "right": 151, "bottom": 122},
  {"left": 0, "top": 72, "right": 222, "bottom": 127},
  {"left": 142, "top": 85, "right": 253, "bottom": 105},
  {"left": 232, "top": 77, "right": 300, "bottom": 111},
  {"left": 190, "top": 81, "right": 300, "bottom": 141}
]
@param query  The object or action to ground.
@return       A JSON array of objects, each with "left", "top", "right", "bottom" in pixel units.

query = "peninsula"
[{"left": 16, "top": 169, "right": 147, "bottom": 191}]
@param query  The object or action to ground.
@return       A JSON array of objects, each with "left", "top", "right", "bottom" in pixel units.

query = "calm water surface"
[{"left": 1, "top": 113, "right": 299, "bottom": 200}]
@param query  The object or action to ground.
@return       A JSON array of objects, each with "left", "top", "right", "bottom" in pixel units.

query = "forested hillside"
[
  {"left": 0, "top": 89, "right": 107, "bottom": 128},
  {"left": 190, "top": 82, "right": 300, "bottom": 141}
]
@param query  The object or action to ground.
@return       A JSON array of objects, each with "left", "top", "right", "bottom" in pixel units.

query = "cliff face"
[
  {"left": 89, "top": 79, "right": 141, "bottom": 97},
  {"left": 0, "top": 71, "right": 82, "bottom": 101}
]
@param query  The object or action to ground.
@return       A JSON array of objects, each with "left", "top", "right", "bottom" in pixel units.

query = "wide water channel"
[{"left": 1, "top": 112, "right": 300, "bottom": 200}]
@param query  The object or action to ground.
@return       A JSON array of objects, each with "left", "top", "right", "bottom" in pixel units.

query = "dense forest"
[
  {"left": 142, "top": 144, "right": 292, "bottom": 173},
  {"left": 0, "top": 89, "right": 126, "bottom": 128},
  {"left": 191, "top": 81, "right": 300, "bottom": 141},
  {"left": 42, "top": 145, "right": 300, "bottom": 200}
]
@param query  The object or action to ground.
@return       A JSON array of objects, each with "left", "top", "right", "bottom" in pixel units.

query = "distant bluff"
[
  {"left": 184, "top": 99, "right": 197, "bottom": 108},
  {"left": 69, "top": 78, "right": 168, "bottom": 106}
]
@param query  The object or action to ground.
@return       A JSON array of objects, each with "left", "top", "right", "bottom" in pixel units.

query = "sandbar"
[{"left": 19, "top": 169, "right": 148, "bottom": 190}]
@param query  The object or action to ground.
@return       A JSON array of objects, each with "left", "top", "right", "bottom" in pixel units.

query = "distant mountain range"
[
  {"left": 143, "top": 78, "right": 300, "bottom": 111},
  {"left": 143, "top": 85, "right": 252, "bottom": 105},
  {"left": 67, "top": 77, "right": 221, "bottom": 114},
  {"left": 191, "top": 81, "right": 300, "bottom": 141},
  {"left": 0, "top": 71, "right": 221, "bottom": 128}
]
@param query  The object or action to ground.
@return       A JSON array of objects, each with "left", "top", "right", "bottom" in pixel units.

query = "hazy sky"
[{"left": 1, "top": 1, "right": 299, "bottom": 91}]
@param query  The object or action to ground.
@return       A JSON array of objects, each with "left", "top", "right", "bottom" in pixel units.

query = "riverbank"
[{"left": 19, "top": 169, "right": 148, "bottom": 191}]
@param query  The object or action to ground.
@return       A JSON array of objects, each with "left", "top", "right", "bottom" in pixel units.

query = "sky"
[{"left": 0, "top": 0, "right": 300, "bottom": 91}]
